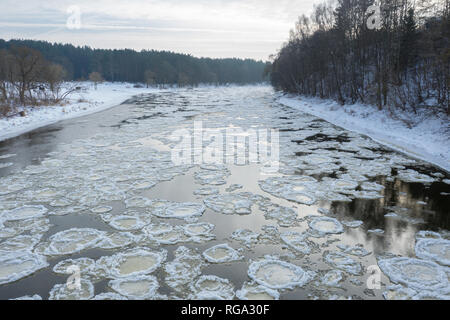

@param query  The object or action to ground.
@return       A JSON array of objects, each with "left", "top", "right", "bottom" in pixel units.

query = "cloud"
[{"left": 0, "top": 0, "right": 322, "bottom": 59}]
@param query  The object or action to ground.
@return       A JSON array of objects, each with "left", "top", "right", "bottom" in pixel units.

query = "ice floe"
[
  {"left": 144, "top": 223, "right": 186, "bottom": 245},
  {"left": 49, "top": 279, "right": 95, "bottom": 300},
  {"left": 412, "top": 291, "right": 449, "bottom": 300},
  {"left": 337, "top": 244, "right": 371, "bottom": 257},
  {"left": 91, "top": 292, "right": 127, "bottom": 300},
  {"left": 0, "top": 235, "right": 41, "bottom": 253},
  {"left": 24, "top": 188, "right": 62, "bottom": 202},
  {"left": 108, "top": 215, "right": 148, "bottom": 231},
  {"left": 90, "top": 205, "right": 113, "bottom": 214},
  {"left": 153, "top": 202, "right": 205, "bottom": 220},
  {"left": 350, "top": 190, "right": 384, "bottom": 200},
  {"left": 0, "top": 179, "right": 31, "bottom": 196},
  {"left": 130, "top": 180, "right": 156, "bottom": 191},
  {"left": 248, "top": 258, "right": 315, "bottom": 290},
  {"left": 184, "top": 222, "right": 215, "bottom": 239},
  {"left": 0, "top": 162, "right": 13, "bottom": 169},
  {"left": 368, "top": 229, "right": 385, "bottom": 235},
  {"left": 416, "top": 230, "right": 442, "bottom": 240},
  {"left": 97, "top": 248, "right": 167, "bottom": 278},
  {"left": 189, "top": 275, "right": 235, "bottom": 300},
  {"left": 382, "top": 284, "right": 417, "bottom": 300},
  {"left": 4, "top": 217, "right": 50, "bottom": 237},
  {"left": 258, "top": 202, "right": 298, "bottom": 227},
  {"left": 204, "top": 193, "right": 261, "bottom": 215},
  {"left": 307, "top": 216, "right": 344, "bottom": 236},
  {"left": 360, "top": 181, "right": 385, "bottom": 192},
  {"left": 1, "top": 205, "right": 48, "bottom": 222},
  {"left": 378, "top": 257, "right": 449, "bottom": 293},
  {"left": 194, "top": 170, "right": 229, "bottom": 186},
  {"left": 203, "top": 244, "right": 243, "bottom": 263},
  {"left": 341, "top": 220, "right": 363, "bottom": 228},
  {"left": 259, "top": 176, "right": 317, "bottom": 205},
  {"left": 320, "top": 270, "right": 344, "bottom": 287},
  {"left": 11, "top": 294, "right": 42, "bottom": 300},
  {"left": 53, "top": 257, "right": 101, "bottom": 282},
  {"left": 0, "top": 251, "right": 48, "bottom": 285},
  {"left": 165, "top": 246, "right": 205, "bottom": 291},
  {"left": 236, "top": 282, "right": 280, "bottom": 300},
  {"left": 415, "top": 238, "right": 450, "bottom": 266},
  {"left": 43, "top": 228, "right": 106, "bottom": 256},
  {"left": 97, "top": 232, "right": 140, "bottom": 250},
  {"left": 125, "top": 196, "right": 152, "bottom": 208},
  {"left": 109, "top": 275, "right": 161, "bottom": 300},
  {"left": 49, "top": 199, "right": 72, "bottom": 207},
  {"left": 0, "top": 154, "right": 16, "bottom": 159},
  {"left": 225, "top": 184, "right": 243, "bottom": 192},
  {"left": 324, "top": 251, "right": 362, "bottom": 275},
  {"left": 193, "top": 187, "right": 219, "bottom": 196},
  {"left": 144, "top": 222, "right": 213, "bottom": 245},
  {"left": 397, "top": 169, "right": 435, "bottom": 184},
  {"left": 231, "top": 229, "right": 260, "bottom": 248},
  {"left": 280, "top": 232, "right": 314, "bottom": 255}
]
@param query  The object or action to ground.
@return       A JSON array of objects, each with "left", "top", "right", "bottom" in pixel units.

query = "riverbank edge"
[
  {"left": 0, "top": 82, "right": 163, "bottom": 142},
  {"left": 278, "top": 95, "right": 450, "bottom": 173}
]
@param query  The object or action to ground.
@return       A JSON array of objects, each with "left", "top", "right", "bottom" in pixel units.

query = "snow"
[
  {"left": 278, "top": 95, "right": 450, "bottom": 172},
  {"left": 0, "top": 82, "right": 161, "bottom": 142}
]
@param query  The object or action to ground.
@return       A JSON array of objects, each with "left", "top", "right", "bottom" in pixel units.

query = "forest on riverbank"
[
  {"left": 0, "top": 39, "right": 267, "bottom": 86},
  {"left": 270, "top": 0, "right": 449, "bottom": 115}
]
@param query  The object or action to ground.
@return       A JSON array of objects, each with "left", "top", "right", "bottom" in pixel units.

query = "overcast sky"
[{"left": 0, "top": 0, "right": 323, "bottom": 60}]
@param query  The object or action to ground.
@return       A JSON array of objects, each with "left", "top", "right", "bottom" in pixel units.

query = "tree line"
[
  {"left": 269, "top": 0, "right": 449, "bottom": 115},
  {"left": 0, "top": 39, "right": 267, "bottom": 86}
]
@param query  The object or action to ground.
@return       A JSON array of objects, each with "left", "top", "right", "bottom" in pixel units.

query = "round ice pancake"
[{"left": 248, "top": 258, "right": 314, "bottom": 290}]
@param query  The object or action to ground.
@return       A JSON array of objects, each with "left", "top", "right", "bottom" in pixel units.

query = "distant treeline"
[
  {"left": 270, "top": 0, "right": 449, "bottom": 114},
  {"left": 0, "top": 39, "right": 267, "bottom": 85}
]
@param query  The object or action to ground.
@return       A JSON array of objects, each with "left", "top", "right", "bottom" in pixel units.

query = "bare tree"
[
  {"left": 177, "top": 72, "right": 190, "bottom": 87},
  {"left": 0, "top": 49, "right": 11, "bottom": 103},
  {"left": 0, "top": 46, "right": 80, "bottom": 117},
  {"left": 271, "top": 0, "right": 449, "bottom": 115},
  {"left": 89, "top": 72, "right": 103, "bottom": 90},
  {"left": 144, "top": 70, "right": 156, "bottom": 88},
  {"left": 9, "top": 46, "right": 45, "bottom": 104},
  {"left": 43, "top": 63, "right": 66, "bottom": 93},
  {"left": 42, "top": 63, "right": 78, "bottom": 103}
]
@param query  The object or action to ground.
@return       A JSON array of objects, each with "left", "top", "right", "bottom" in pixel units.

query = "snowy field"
[
  {"left": 279, "top": 95, "right": 450, "bottom": 173},
  {"left": 0, "top": 82, "right": 160, "bottom": 142}
]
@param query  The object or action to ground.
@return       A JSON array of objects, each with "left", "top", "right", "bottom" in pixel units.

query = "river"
[{"left": 0, "top": 85, "right": 448, "bottom": 300}]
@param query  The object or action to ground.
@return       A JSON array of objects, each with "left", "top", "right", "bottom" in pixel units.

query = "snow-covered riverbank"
[
  {"left": 0, "top": 82, "right": 160, "bottom": 142},
  {"left": 279, "top": 95, "right": 450, "bottom": 173}
]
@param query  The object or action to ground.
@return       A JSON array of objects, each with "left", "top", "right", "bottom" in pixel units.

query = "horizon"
[
  {"left": 0, "top": 0, "right": 322, "bottom": 61},
  {"left": 0, "top": 38, "right": 268, "bottom": 62}
]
